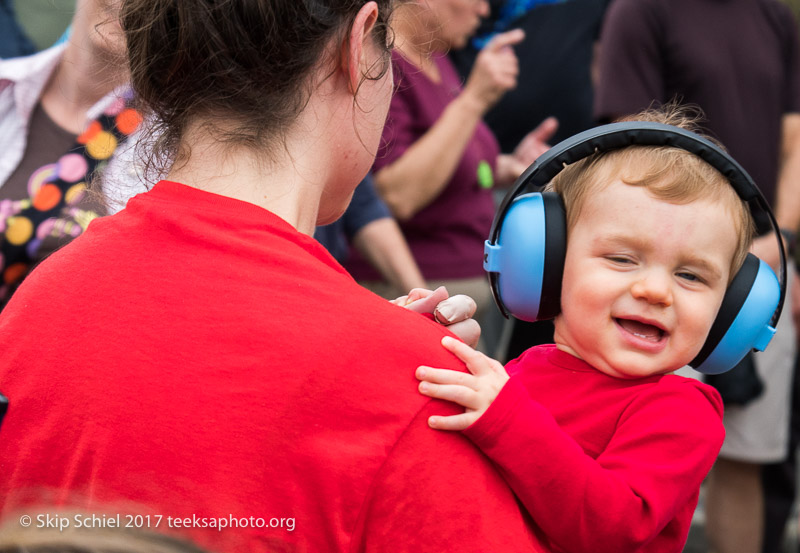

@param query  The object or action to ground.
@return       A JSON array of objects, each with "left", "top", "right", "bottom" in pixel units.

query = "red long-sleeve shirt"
[{"left": 464, "top": 345, "right": 725, "bottom": 553}]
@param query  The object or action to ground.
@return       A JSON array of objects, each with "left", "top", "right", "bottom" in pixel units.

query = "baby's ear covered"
[
  {"left": 691, "top": 254, "right": 779, "bottom": 375},
  {"left": 485, "top": 191, "right": 565, "bottom": 322}
]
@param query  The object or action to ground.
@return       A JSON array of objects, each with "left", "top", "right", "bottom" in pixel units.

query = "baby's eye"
[
  {"left": 606, "top": 256, "right": 633, "bottom": 264},
  {"left": 677, "top": 271, "right": 702, "bottom": 283}
]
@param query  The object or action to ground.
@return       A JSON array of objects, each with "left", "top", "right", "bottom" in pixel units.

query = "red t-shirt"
[
  {"left": 0, "top": 181, "right": 540, "bottom": 552},
  {"left": 465, "top": 345, "right": 725, "bottom": 553}
]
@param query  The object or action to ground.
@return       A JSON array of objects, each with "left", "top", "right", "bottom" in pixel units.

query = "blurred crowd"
[{"left": 0, "top": 1, "right": 799, "bottom": 552}]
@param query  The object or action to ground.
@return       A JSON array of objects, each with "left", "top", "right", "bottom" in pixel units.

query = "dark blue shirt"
[
  {"left": 314, "top": 174, "right": 390, "bottom": 263},
  {"left": 0, "top": 0, "right": 34, "bottom": 59}
]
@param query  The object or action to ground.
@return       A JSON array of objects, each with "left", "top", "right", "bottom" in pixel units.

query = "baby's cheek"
[{"left": 685, "top": 301, "right": 722, "bottom": 345}]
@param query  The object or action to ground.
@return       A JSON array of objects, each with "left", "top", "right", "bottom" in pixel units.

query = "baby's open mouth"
[{"left": 615, "top": 318, "right": 666, "bottom": 342}]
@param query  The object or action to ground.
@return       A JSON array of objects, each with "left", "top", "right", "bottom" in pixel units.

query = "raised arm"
[
  {"left": 375, "top": 30, "right": 524, "bottom": 220},
  {"left": 495, "top": 116, "right": 558, "bottom": 186}
]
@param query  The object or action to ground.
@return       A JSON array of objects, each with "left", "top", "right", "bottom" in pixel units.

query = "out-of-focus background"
[
  {"left": 13, "top": 0, "right": 73, "bottom": 50},
  {"left": 7, "top": 2, "right": 800, "bottom": 553}
]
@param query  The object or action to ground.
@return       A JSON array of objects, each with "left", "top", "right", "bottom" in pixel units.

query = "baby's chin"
[
  {"left": 587, "top": 351, "right": 690, "bottom": 380},
  {"left": 554, "top": 335, "right": 693, "bottom": 378}
]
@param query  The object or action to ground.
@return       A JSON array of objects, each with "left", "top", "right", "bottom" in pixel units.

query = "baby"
[{"left": 417, "top": 109, "right": 758, "bottom": 553}]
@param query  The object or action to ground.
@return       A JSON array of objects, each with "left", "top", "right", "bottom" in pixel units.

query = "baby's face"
[{"left": 553, "top": 179, "right": 738, "bottom": 378}]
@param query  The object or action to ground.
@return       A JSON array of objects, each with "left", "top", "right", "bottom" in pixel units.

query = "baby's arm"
[
  {"left": 418, "top": 340, "right": 724, "bottom": 553},
  {"left": 459, "top": 375, "right": 724, "bottom": 553},
  {"left": 416, "top": 336, "right": 509, "bottom": 430}
]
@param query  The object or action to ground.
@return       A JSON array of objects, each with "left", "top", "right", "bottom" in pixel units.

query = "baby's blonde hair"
[{"left": 548, "top": 105, "right": 755, "bottom": 279}]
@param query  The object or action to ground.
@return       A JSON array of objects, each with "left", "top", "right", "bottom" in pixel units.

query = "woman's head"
[
  {"left": 120, "top": 0, "right": 394, "bottom": 172},
  {"left": 400, "top": 0, "right": 489, "bottom": 51},
  {"left": 73, "top": 0, "right": 127, "bottom": 61}
]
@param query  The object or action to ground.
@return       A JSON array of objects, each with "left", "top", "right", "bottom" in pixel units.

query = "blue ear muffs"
[
  {"left": 485, "top": 122, "right": 786, "bottom": 375},
  {"left": 691, "top": 254, "right": 780, "bottom": 374},
  {"left": 484, "top": 192, "right": 565, "bottom": 322}
]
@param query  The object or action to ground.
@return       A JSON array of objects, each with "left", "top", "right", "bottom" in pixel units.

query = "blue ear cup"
[
  {"left": 690, "top": 254, "right": 780, "bottom": 374},
  {"left": 484, "top": 192, "right": 565, "bottom": 321},
  {"left": 485, "top": 121, "right": 787, "bottom": 375}
]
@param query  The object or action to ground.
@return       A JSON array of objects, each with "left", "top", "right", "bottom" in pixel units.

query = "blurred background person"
[
  {"left": 594, "top": 0, "right": 800, "bottom": 551},
  {"left": 450, "top": 0, "right": 610, "bottom": 361},
  {"left": 0, "top": 0, "right": 140, "bottom": 309},
  {"left": 450, "top": 0, "right": 607, "bottom": 152},
  {"left": 0, "top": 0, "right": 35, "bottom": 59},
  {"left": 314, "top": 174, "right": 427, "bottom": 293},
  {"left": 345, "top": 0, "right": 557, "bottom": 353}
]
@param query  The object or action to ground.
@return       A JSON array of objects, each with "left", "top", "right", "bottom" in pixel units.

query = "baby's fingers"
[
  {"left": 441, "top": 336, "right": 500, "bottom": 376},
  {"left": 428, "top": 412, "right": 477, "bottom": 432},
  {"left": 418, "top": 381, "right": 481, "bottom": 410},
  {"left": 416, "top": 365, "right": 476, "bottom": 388}
]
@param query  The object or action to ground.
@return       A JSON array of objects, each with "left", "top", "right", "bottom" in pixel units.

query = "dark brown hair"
[{"left": 120, "top": 0, "right": 395, "bottom": 176}]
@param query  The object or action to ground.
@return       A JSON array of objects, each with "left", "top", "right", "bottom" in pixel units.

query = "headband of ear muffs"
[{"left": 484, "top": 122, "right": 785, "bottom": 375}]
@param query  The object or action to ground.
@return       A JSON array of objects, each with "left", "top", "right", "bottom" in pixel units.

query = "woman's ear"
[{"left": 345, "top": 1, "right": 380, "bottom": 93}]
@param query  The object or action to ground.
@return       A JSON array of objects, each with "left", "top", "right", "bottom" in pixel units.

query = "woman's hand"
[
  {"left": 496, "top": 116, "right": 559, "bottom": 186},
  {"left": 392, "top": 286, "right": 481, "bottom": 348},
  {"left": 462, "top": 29, "right": 526, "bottom": 114}
]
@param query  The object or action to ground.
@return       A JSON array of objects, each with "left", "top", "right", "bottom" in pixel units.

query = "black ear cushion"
[
  {"left": 538, "top": 192, "right": 567, "bottom": 320},
  {"left": 690, "top": 253, "right": 760, "bottom": 368},
  {"left": 0, "top": 391, "right": 7, "bottom": 430}
]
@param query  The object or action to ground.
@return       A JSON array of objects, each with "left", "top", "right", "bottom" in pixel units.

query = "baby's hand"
[{"left": 416, "top": 336, "right": 510, "bottom": 431}]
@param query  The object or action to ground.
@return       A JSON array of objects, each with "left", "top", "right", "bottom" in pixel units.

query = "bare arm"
[
  {"left": 375, "top": 30, "right": 525, "bottom": 220},
  {"left": 775, "top": 113, "right": 800, "bottom": 232},
  {"left": 352, "top": 217, "right": 426, "bottom": 292},
  {"left": 495, "top": 116, "right": 559, "bottom": 186},
  {"left": 750, "top": 114, "right": 800, "bottom": 270}
]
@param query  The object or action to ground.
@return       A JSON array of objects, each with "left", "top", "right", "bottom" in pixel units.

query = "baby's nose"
[{"left": 630, "top": 271, "right": 673, "bottom": 306}]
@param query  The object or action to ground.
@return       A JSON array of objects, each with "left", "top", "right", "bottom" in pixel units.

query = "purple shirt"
[{"left": 347, "top": 51, "right": 500, "bottom": 281}]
